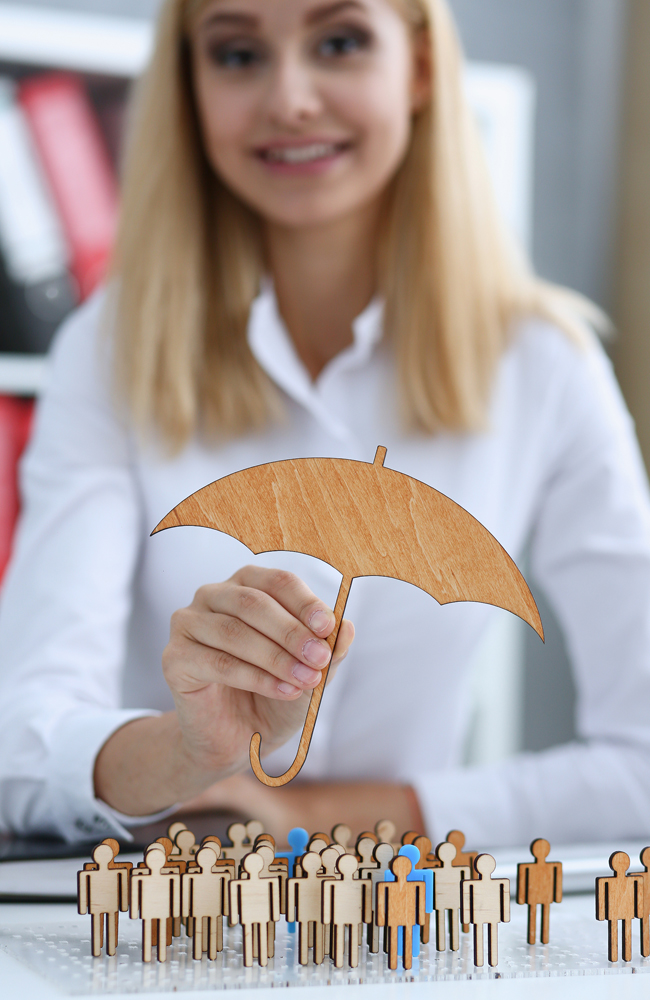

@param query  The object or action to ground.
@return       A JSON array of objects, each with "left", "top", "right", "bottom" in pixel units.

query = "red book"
[
  {"left": 0, "top": 396, "right": 34, "bottom": 585},
  {"left": 19, "top": 73, "right": 118, "bottom": 301}
]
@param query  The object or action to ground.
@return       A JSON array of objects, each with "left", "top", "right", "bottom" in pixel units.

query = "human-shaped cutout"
[
  {"left": 516, "top": 838, "right": 562, "bottom": 945},
  {"left": 154, "top": 836, "right": 185, "bottom": 937},
  {"left": 386, "top": 844, "right": 433, "bottom": 958},
  {"left": 357, "top": 837, "right": 379, "bottom": 875},
  {"left": 319, "top": 845, "right": 345, "bottom": 956},
  {"left": 376, "top": 854, "right": 426, "bottom": 971},
  {"left": 167, "top": 821, "right": 187, "bottom": 852},
  {"left": 375, "top": 820, "right": 400, "bottom": 852},
  {"left": 321, "top": 853, "right": 372, "bottom": 969},
  {"left": 332, "top": 823, "right": 354, "bottom": 854},
  {"left": 447, "top": 830, "right": 478, "bottom": 931},
  {"left": 78, "top": 842, "right": 131, "bottom": 957},
  {"left": 596, "top": 851, "right": 644, "bottom": 963},
  {"left": 221, "top": 822, "right": 249, "bottom": 876},
  {"left": 413, "top": 836, "right": 437, "bottom": 870},
  {"left": 229, "top": 851, "right": 280, "bottom": 968},
  {"left": 182, "top": 845, "right": 230, "bottom": 959},
  {"left": 276, "top": 827, "right": 309, "bottom": 877},
  {"left": 294, "top": 837, "right": 328, "bottom": 879},
  {"left": 356, "top": 831, "right": 378, "bottom": 848},
  {"left": 638, "top": 847, "right": 650, "bottom": 958},
  {"left": 361, "top": 842, "right": 395, "bottom": 954},
  {"left": 246, "top": 819, "right": 265, "bottom": 844},
  {"left": 401, "top": 831, "right": 419, "bottom": 846},
  {"left": 200, "top": 836, "right": 235, "bottom": 875},
  {"left": 130, "top": 848, "right": 181, "bottom": 963},
  {"left": 461, "top": 854, "right": 510, "bottom": 968},
  {"left": 174, "top": 828, "right": 199, "bottom": 864},
  {"left": 433, "top": 841, "right": 470, "bottom": 952},
  {"left": 287, "top": 851, "right": 330, "bottom": 965}
]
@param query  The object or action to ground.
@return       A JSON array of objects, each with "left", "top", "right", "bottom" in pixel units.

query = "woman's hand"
[
  {"left": 95, "top": 566, "right": 354, "bottom": 816},
  {"left": 164, "top": 565, "right": 354, "bottom": 777}
]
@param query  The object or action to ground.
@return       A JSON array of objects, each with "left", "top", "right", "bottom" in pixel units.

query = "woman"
[{"left": 1, "top": 0, "right": 650, "bottom": 848}]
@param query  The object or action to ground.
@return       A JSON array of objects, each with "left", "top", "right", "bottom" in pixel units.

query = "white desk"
[{"left": 1, "top": 898, "right": 650, "bottom": 1000}]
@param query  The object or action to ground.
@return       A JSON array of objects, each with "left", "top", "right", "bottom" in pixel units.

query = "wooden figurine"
[
  {"left": 361, "top": 842, "right": 395, "bottom": 954},
  {"left": 386, "top": 845, "right": 433, "bottom": 957},
  {"left": 78, "top": 842, "right": 131, "bottom": 957},
  {"left": 222, "top": 822, "right": 251, "bottom": 876},
  {"left": 229, "top": 851, "right": 280, "bottom": 968},
  {"left": 332, "top": 824, "right": 355, "bottom": 854},
  {"left": 182, "top": 845, "right": 230, "bottom": 959},
  {"left": 637, "top": 847, "right": 650, "bottom": 958},
  {"left": 130, "top": 848, "right": 181, "bottom": 963},
  {"left": 401, "top": 831, "right": 420, "bottom": 846},
  {"left": 174, "top": 828, "right": 199, "bottom": 864},
  {"left": 596, "top": 851, "right": 644, "bottom": 963},
  {"left": 413, "top": 836, "right": 436, "bottom": 870},
  {"left": 321, "top": 854, "right": 372, "bottom": 969},
  {"left": 375, "top": 820, "right": 400, "bottom": 852},
  {"left": 446, "top": 830, "right": 478, "bottom": 931},
  {"left": 517, "top": 839, "right": 562, "bottom": 945},
  {"left": 461, "top": 854, "right": 510, "bottom": 968},
  {"left": 246, "top": 819, "right": 265, "bottom": 843},
  {"left": 154, "top": 447, "right": 543, "bottom": 786},
  {"left": 432, "top": 841, "right": 470, "bottom": 952},
  {"left": 168, "top": 821, "right": 188, "bottom": 850},
  {"left": 357, "top": 837, "right": 379, "bottom": 875},
  {"left": 287, "top": 851, "right": 330, "bottom": 965},
  {"left": 376, "top": 855, "right": 427, "bottom": 971}
]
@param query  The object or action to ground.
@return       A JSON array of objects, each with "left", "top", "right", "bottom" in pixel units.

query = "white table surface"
[{"left": 2, "top": 900, "right": 650, "bottom": 1000}]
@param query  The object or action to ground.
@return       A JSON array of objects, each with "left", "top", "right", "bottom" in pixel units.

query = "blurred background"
[{"left": 0, "top": 0, "right": 646, "bottom": 767}]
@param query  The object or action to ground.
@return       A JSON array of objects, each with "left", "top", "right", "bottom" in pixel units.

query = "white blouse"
[{"left": 1, "top": 285, "right": 650, "bottom": 849}]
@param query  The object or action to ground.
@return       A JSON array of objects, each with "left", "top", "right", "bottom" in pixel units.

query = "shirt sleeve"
[
  {"left": 405, "top": 330, "right": 650, "bottom": 848},
  {"left": 0, "top": 293, "right": 176, "bottom": 841}
]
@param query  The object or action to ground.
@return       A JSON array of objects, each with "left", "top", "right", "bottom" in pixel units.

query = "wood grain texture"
[
  {"left": 130, "top": 849, "right": 181, "bottom": 963},
  {"left": 516, "top": 839, "right": 562, "bottom": 945},
  {"left": 596, "top": 851, "right": 643, "bottom": 962},
  {"left": 321, "top": 854, "right": 372, "bottom": 968},
  {"left": 376, "top": 855, "right": 426, "bottom": 971},
  {"left": 78, "top": 842, "right": 131, "bottom": 957},
  {"left": 432, "top": 841, "right": 470, "bottom": 953},
  {"left": 461, "top": 855, "right": 510, "bottom": 968},
  {"left": 638, "top": 847, "right": 650, "bottom": 958},
  {"left": 229, "top": 852, "right": 281, "bottom": 968},
  {"left": 153, "top": 447, "right": 543, "bottom": 785}
]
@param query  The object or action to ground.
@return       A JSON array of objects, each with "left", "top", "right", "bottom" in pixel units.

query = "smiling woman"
[{"left": 1, "top": 0, "right": 649, "bottom": 851}]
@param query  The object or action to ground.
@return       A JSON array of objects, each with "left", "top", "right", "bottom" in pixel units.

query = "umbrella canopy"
[{"left": 153, "top": 447, "right": 543, "bottom": 785}]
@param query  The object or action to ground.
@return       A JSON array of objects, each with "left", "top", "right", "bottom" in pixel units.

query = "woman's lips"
[{"left": 255, "top": 140, "right": 351, "bottom": 174}]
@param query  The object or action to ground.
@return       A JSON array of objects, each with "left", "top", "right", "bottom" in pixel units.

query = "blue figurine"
[
  {"left": 276, "top": 827, "right": 309, "bottom": 934},
  {"left": 384, "top": 843, "right": 434, "bottom": 959}
]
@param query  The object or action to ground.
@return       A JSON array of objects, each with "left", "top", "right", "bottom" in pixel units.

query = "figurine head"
[
  {"left": 176, "top": 829, "right": 196, "bottom": 854},
  {"left": 301, "top": 852, "right": 322, "bottom": 876},
  {"left": 227, "top": 822, "right": 247, "bottom": 845},
  {"left": 641, "top": 847, "right": 650, "bottom": 871},
  {"left": 530, "top": 838, "right": 551, "bottom": 861},
  {"left": 92, "top": 843, "right": 114, "bottom": 868},
  {"left": 399, "top": 844, "right": 420, "bottom": 868},
  {"left": 146, "top": 848, "right": 166, "bottom": 873},
  {"left": 196, "top": 846, "right": 218, "bottom": 872},
  {"left": 474, "top": 854, "right": 496, "bottom": 877},
  {"left": 374, "top": 842, "right": 395, "bottom": 867},
  {"left": 610, "top": 851, "right": 630, "bottom": 876},
  {"left": 243, "top": 852, "right": 264, "bottom": 877},
  {"left": 287, "top": 828, "right": 309, "bottom": 853},
  {"left": 332, "top": 824, "right": 352, "bottom": 848},
  {"left": 336, "top": 853, "right": 359, "bottom": 879},
  {"left": 375, "top": 820, "right": 396, "bottom": 844},
  {"left": 437, "top": 841, "right": 457, "bottom": 866},
  {"left": 391, "top": 855, "right": 412, "bottom": 880}
]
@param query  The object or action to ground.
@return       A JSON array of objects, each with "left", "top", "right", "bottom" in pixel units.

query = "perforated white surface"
[{"left": 1, "top": 894, "right": 649, "bottom": 994}]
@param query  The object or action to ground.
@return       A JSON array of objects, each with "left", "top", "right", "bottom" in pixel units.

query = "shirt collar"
[{"left": 247, "top": 281, "right": 383, "bottom": 438}]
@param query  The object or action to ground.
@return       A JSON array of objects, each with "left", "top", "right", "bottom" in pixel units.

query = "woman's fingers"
[{"left": 230, "top": 566, "right": 337, "bottom": 638}]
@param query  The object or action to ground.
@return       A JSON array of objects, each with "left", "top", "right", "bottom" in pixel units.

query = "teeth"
[{"left": 266, "top": 143, "right": 339, "bottom": 164}]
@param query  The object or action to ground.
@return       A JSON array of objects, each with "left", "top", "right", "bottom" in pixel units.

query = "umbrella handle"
[{"left": 249, "top": 576, "right": 353, "bottom": 786}]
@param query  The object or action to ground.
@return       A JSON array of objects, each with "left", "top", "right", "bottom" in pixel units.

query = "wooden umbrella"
[{"left": 152, "top": 446, "right": 543, "bottom": 787}]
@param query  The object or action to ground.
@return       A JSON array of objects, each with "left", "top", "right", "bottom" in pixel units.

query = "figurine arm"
[
  {"left": 595, "top": 880, "right": 606, "bottom": 921},
  {"left": 286, "top": 881, "right": 296, "bottom": 924},
  {"left": 321, "top": 882, "right": 332, "bottom": 926},
  {"left": 181, "top": 875, "right": 190, "bottom": 918},
  {"left": 501, "top": 881, "right": 510, "bottom": 923},
  {"left": 271, "top": 879, "right": 280, "bottom": 921},
  {"left": 554, "top": 863, "right": 563, "bottom": 903},
  {"left": 118, "top": 868, "right": 130, "bottom": 911},
  {"left": 635, "top": 877, "right": 644, "bottom": 920},
  {"left": 376, "top": 883, "right": 386, "bottom": 927},
  {"left": 129, "top": 873, "right": 140, "bottom": 919},
  {"left": 172, "top": 874, "right": 181, "bottom": 918},
  {"left": 221, "top": 874, "right": 230, "bottom": 917},
  {"left": 417, "top": 883, "right": 427, "bottom": 926},
  {"left": 77, "top": 871, "right": 88, "bottom": 915},
  {"left": 516, "top": 864, "right": 527, "bottom": 905},
  {"left": 461, "top": 881, "right": 471, "bottom": 924},
  {"left": 362, "top": 881, "right": 373, "bottom": 924},
  {"left": 229, "top": 881, "right": 239, "bottom": 926}
]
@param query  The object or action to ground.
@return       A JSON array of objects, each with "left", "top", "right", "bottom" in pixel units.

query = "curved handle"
[{"left": 249, "top": 576, "right": 352, "bottom": 786}]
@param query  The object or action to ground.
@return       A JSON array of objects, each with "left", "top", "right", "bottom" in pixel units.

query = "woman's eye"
[
  {"left": 208, "top": 39, "right": 265, "bottom": 70},
  {"left": 316, "top": 28, "right": 371, "bottom": 59}
]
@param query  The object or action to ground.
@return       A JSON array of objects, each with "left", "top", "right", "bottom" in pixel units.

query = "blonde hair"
[{"left": 111, "top": 0, "right": 602, "bottom": 451}]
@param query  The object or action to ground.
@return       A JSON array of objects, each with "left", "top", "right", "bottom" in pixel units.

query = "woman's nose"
[{"left": 264, "top": 52, "right": 323, "bottom": 128}]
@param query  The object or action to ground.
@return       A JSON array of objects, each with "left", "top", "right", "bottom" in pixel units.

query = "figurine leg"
[
  {"left": 314, "top": 922, "right": 325, "bottom": 965},
  {"left": 541, "top": 904, "right": 550, "bottom": 945},
  {"left": 403, "top": 924, "right": 413, "bottom": 971},
  {"left": 106, "top": 911, "right": 118, "bottom": 956},
  {"left": 349, "top": 923, "right": 359, "bottom": 969},
  {"left": 623, "top": 919, "right": 632, "bottom": 962},
  {"left": 421, "top": 912, "right": 430, "bottom": 944},
  {"left": 207, "top": 918, "right": 218, "bottom": 960},
  {"left": 173, "top": 917, "right": 182, "bottom": 937},
  {"left": 324, "top": 922, "right": 331, "bottom": 957},
  {"left": 333, "top": 925, "right": 345, "bottom": 968},
  {"left": 267, "top": 920, "right": 275, "bottom": 959},
  {"left": 217, "top": 915, "right": 223, "bottom": 953},
  {"left": 435, "top": 909, "right": 446, "bottom": 951},
  {"left": 166, "top": 918, "right": 173, "bottom": 947},
  {"left": 308, "top": 922, "right": 314, "bottom": 949},
  {"left": 367, "top": 919, "right": 379, "bottom": 953},
  {"left": 487, "top": 923, "right": 498, "bottom": 967},
  {"left": 243, "top": 924, "right": 253, "bottom": 967},
  {"left": 387, "top": 927, "right": 398, "bottom": 971},
  {"left": 193, "top": 916, "right": 203, "bottom": 960},
  {"left": 91, "top": 914, "right": 103, "bottom": 957},
  {"left": 298, "top": 921, "right": 309, "bottom": 965},
  {"left": 449, "top": 908, "right": 460, "bottom": 952},
  {"left": 641, "top": 917, "right": 650, "bottom": 959},
  {"left": 158, "top": 920, "right": 168, "bottom": 962},
  {"left": 462, "top": 919, "right": 470, "bottom": 934},
  {"left": 258, "top": 923, "right": 268, "bottom": 967},
  {"left": 608, "top": 920, "right": 619, "bottom": 963},
  {"left": 527, "top": 904, "right": 536, "bottom": 945},
  {"left": 142, "top": 920, "right": 153, "bottom": 963},
  {"left": 473, "top": 922, "right": 484, "bottom": 967}
]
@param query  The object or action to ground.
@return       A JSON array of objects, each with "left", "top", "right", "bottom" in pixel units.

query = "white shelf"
[
  {"left": 0, "top": 3, "right": 152, "bottom": 77},
  {"left": 0, "top": 354, "right": 48, "bottom": 395}
]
